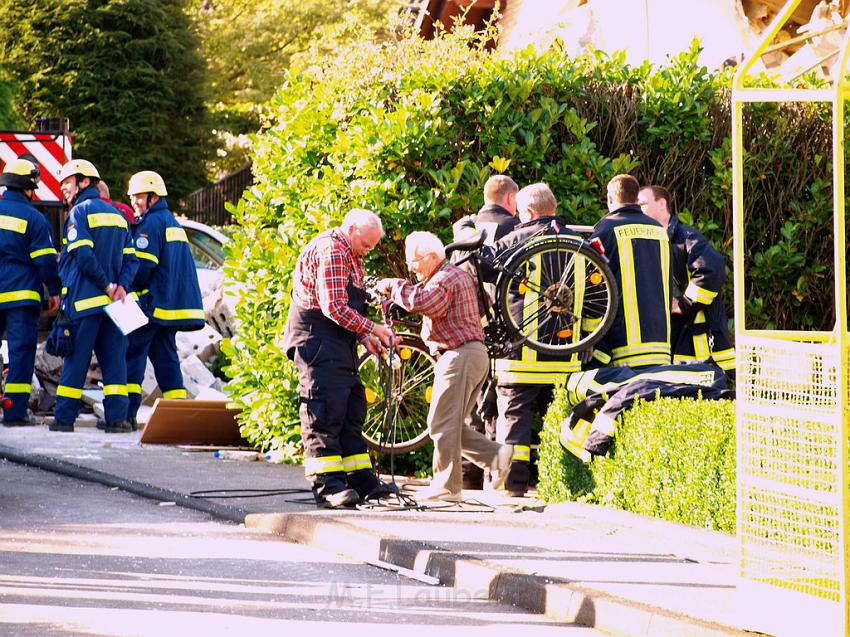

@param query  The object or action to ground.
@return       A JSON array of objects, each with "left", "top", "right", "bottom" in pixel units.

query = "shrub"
[
  {"left": 225, "top": 25, "right": 839, "bottom": 458},
  {"left": 538, "top": 393, "right": 736, "bottom": 533}
]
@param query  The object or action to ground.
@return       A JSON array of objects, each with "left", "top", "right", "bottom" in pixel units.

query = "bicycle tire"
[
  {"left": 359, "top": 333, "right": 434, "bottom": 454},
  {"left": 495, "top": 234, "right": 619, "bottom": 355}
]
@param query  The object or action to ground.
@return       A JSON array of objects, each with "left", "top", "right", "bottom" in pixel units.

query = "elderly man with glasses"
[{"left": 375, "top": 231, "right": 513, "bottom": 503}]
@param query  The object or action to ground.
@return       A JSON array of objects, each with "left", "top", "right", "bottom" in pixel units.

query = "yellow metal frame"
[{"left": 733, "top": 1, "right": 850, "bottom": 634}]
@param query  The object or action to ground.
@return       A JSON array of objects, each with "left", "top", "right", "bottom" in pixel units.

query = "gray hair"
[
  {"left": 516, "top": 183, "right": 557, "bottom": 217},
  {"left": 406, "top": 231, "right": 445, "bottom": 261},
  {"left": 341, "top": 208, "right": 385, "bottom": 237}
]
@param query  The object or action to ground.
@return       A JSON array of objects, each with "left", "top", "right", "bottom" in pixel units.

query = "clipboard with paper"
[{"left": 104, "top": 297, "right": 149, "bottom": 335}]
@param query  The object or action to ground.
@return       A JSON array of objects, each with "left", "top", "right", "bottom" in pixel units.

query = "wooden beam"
[
  {"left": 454, "top": 0, "right": 497, "bottom": 7},
  {"left": 759, "top": 0, "right": 825, "bottom": 26}
]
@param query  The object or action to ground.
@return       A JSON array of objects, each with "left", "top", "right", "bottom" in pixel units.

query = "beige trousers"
[{"left": 428, "top": 340, "right": 503, "bottom": 494}]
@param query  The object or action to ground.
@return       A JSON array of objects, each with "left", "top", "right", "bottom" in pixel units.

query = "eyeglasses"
[{"left": 406, "top": 254, "right": 428, "bottom": 266}]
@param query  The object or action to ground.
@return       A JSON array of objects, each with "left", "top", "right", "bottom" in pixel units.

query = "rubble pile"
[{"left": 25, "top": 273, "right": 239, "bottom": 423}]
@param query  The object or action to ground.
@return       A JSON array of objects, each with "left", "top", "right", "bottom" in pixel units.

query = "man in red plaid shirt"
[
  {"left": 284, "top": 209, "right": 395, "bottom": 508},
  {"left": 376, "top": 231, "right": 513, "bottom": 503}
]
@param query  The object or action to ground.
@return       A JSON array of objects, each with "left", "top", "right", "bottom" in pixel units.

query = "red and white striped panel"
[{"left": 0, "top": 132, "right": 73, "bottom": 202}]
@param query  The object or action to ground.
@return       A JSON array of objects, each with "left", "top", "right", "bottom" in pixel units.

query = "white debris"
[{"left": 176, "top": 324, "right": 222, "bottom": 362}]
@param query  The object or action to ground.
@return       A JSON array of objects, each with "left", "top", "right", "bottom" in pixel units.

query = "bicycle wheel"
[
  {"left": 495, "top": 235, "right": 618, "bottom": 355},
  {"left": 359, "top": 333, "right": 434, "bottom": 453}
]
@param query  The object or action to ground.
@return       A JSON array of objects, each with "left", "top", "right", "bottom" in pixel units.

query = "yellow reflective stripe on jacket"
[
  {"left": 127, "top": 384, "right": 142, "bottom": 394},
  {"left": 0, "top": 215, "right": 27, "bottom": 234},
  {"left": 512, "top": 445, "right": 531, "bottom": 462},
  {"left": 57, "top": 385, "right": 83, "bottom": 399},
  {"left": 611, "top": 342, "right": 670, "bottom": 365},
  {"left": 166, "top": 227, "right": 188, "bottom": 242},
  {"left": 712, "top": 348, "right": 736, "bottom": 371},
  {"left": 495, "top": 359, "right": 579, "bottom": 384},
  {"left": 565, "top": 370, "right": 608, "bottom": 407},
  {"left": 582, "top": 314, "right": 602, "bottom": 332},
  {"left": 592, "top": 412, "right": 617, "bottom": 436},
  {"left": 615, "top": 229, "right": 641, "bottom": 347},
  {"left": 74, "top": 294, "right": 111, "bottom": 312},
  {"left": 560, "top": 418, "right": 592, "bottom": 464},
  {"left": 685, "top": 280, "right": 718, "bottom": 305},
  {"left": 152, "top": 307, "right": 205, "bottom": 321},
  {"left": 0, "top": 290, "right": 41, "bottom": 304},
  {"left": 123, "top": 247, "right": 136, "bottom": 255},
  {"left": 611, "top": 352, "right": 671, "bottom": 368},
  {"left": 304, "top": 455, "right": 344, "bottom": 476},
  {"left": 4, "top": 382, "right": 32, "bottom": 394},
  {"left": 591, "top": 349, "right": 611, "bottom": 365},
  {"left": 342, "top": 453, "right": 372, "bottom": 472},
  {"left": 136, "top": 251, "right": 159, "bottom": 264},
  {"left": 30, "top": 247, "right": 57, "bottom": 259},
  {"left": 573, "top": 253, "right": 587, "bottom": 336},
  {"left": 128, "top": 289, "right": 149, "bottom": 302},
  {"left": 660, "top": 236, "right": 671, "bottom": 341},
  {"left": 103, "top": 384, "right": 128, "bottom": 397},
  {"left": 163, "top": 388, "right": 188, "bottom": 399},
  {"left": 88, "top": 213, "right": 128, "bottom": 229},
  {"left": 67, "top": 239, "right": 95, "bottom": 252}
]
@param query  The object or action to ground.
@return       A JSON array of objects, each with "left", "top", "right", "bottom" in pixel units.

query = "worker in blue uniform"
[
  {"left": 0, "top": 158, "right": 61, "bottom": 426},
  {"left": 122, "top": 171, "right": 204, "bottom": 428},
  {"left": 49, "top": 159, "right": 139, "bottom": 433}
]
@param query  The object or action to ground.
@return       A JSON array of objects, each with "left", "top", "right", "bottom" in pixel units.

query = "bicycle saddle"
[{"left": 445, "top": 229, "right": 487, "bottom": 256}]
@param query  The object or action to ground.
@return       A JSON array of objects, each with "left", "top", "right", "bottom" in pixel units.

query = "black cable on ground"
[
  {"left": 0, "top": 444, "right": 250, "bottom": 523},
  {"left": 190, "top": 488, "right": 311, "bottom": 500}
]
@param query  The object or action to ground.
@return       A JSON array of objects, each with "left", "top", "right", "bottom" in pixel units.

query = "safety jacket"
[
  {"left": 479, "top": 216, "right": 583, "bottom": 384},
  {"left": 559, "top": 362, "right": 728, "bottom": 462},
  {"left": 0, "top": 189, "right": 60, "bottom": 308},
  {"left": 59, "top": 186, "right": 138, "bottom": 320},
  {"left": 452, "top": 203, "right": 519, "bottom": 245},
  {"left": 131, "top": 198, "right": 204, "bottom": 330},
  {"left": 667, "top": 216, "right": 734, "bottom": 373},
  {"left": 590, "top": 204, "right": 671, "bottom": 368}
]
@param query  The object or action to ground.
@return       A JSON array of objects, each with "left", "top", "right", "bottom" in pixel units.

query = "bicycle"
[{"left": 359, "top": 223, "right": 619, "bottom": 454}]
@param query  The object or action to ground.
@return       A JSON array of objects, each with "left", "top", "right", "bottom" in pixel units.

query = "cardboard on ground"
[{"left": 140, "top": 399, "right": 246, "bottom": 446}]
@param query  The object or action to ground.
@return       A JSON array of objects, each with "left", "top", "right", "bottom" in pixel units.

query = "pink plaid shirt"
[
  {"left": 291, "top": 228, "right": 373, "bottom": 337},
  {"left": 387, "top": 261, "right": 484, "bottom": 354}
]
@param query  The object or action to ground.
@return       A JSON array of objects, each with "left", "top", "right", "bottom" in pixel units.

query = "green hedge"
[
  {"left": 538, "top": 393, "right": 736, "bottom": 533},
  {"left": 224, "top": 23, "right": 838, "bottom": 457}
]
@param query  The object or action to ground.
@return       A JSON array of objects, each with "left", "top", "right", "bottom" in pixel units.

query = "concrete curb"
[
  {"left": 0, "top": 443, "right": 249, "bottom": 523},
  {"left": 246, "top": 511, "right": 751, "bottom": 637}
]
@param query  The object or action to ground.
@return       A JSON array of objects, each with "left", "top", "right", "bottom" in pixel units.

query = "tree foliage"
[
  {"left": 190, "top": 0, "right": 404, "bottom": 176},
  {"left": 0, "top": 71, "right": 18, "bottom": 129},
  {"left": 0, "top": 0, "right": 212, "bottom": 198}
]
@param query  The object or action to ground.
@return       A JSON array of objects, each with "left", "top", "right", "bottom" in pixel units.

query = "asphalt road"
[{"left": 0, "top": 458, "right": 604, "bottom": 636}]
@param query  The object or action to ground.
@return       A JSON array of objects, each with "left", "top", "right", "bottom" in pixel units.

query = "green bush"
[
  {"left": 538, "top": 393, "right": 736, "bottom": 533},
  {"left": 224, "top": 24, "right": 840, "bottom": 459}
]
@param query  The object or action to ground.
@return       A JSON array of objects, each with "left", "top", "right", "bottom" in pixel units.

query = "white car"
[{"left": 178, "top": 217, "right": 228, "bottom": 269}]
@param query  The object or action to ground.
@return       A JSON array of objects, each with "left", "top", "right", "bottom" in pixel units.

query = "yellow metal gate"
[{"left": 733, "top": 1, "right": 850, "bottom": 635}]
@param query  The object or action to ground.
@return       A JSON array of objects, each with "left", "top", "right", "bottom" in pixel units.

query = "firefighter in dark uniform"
[
  {"left": 589, "top": 174, "right": 671, "bottom": 368},
  {"left": 452, "top": 174, "right": 519, "bottom": 489},
  {"left": 637, "top": 185, "right": 734, "bottom": 379},
  {"left": 477, "top": 183, "right": 583, "bottom": 495},
  {"left": 559, "top": 362, "right": 729, "bottom": 461},
  {"left": 0, "top": 158, "right": 61, "bottom": 426},
  {"left": 283, "top": 209, "right": 395, "bottom": 508},
  {"left": 50, "top": 159, "right": 139, "bottom": 433},
  {"left": 122, "top": 171, "right": 204, "bottom": 429}
]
